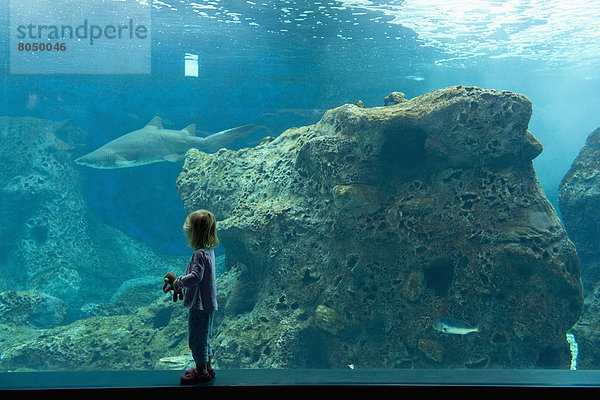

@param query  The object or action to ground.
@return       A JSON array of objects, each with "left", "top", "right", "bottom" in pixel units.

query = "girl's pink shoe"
[{"left": 179, "top": 368, "right": 211, "bottom": 385}]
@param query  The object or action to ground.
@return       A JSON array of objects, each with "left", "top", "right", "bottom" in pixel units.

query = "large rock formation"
[
  {"left": 559, "top": 127, "right": 600, "bottom": 368},
  {"left": 559, "top": 128, "right": 600, "bottom": 276},
  {"left": 176, "top": 86, "right": 583, "bottom": 369}
]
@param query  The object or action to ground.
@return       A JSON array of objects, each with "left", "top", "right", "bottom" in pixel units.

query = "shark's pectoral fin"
[
  {"left": 164, "top": 154, "right": 183, "bottom": 162},
  {"left": 115, "top": 157, "right": 137, "bottom": 166}
]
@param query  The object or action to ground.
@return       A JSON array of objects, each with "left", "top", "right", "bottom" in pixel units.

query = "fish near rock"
[
  {"left": 75, "top": 116, "right": 256, "bottom": 169},
  {"left": 432, "top": 318, "right": 479, "bottom": 335}
]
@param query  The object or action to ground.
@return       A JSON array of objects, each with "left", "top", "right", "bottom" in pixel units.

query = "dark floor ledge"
[{"left": 2, "top": 368, "right": 600, "bottom": 393}]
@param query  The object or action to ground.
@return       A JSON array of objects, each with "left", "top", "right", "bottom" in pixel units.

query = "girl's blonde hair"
[{"left": 183, "top": 209, "right": 219, "bottom": 250}]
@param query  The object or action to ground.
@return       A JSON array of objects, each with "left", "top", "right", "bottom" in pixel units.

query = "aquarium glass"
[{"left": 1, "top": 0, "right": 600, "bottom": 389}]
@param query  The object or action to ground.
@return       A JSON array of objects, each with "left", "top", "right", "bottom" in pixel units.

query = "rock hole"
[
  {"left": 424, "top": 258, "right": 455, "bottom": 296},
  {"left": 30, "top": 225, "right": 48, "bottom": 245},
  {"left": 490, "top": 331, "right": 508, "bottom": 346},
  {"left": 535, "top": 347, "right": 564, "bottom": 368},
  {"left": 379, "top": 125, "right": 427, "bottom": 173},
  {"left": 153, "top": 307, "right": 174, "bottom": 329}
]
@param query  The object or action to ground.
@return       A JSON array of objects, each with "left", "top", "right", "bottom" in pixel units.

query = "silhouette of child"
[{"left": 163, "top": 209, "right": 219, "bottom": 384}]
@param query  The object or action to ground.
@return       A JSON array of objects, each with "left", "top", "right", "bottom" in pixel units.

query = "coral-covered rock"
[{"left": 177, "top": 86, "right": 582, "bottom": 369}]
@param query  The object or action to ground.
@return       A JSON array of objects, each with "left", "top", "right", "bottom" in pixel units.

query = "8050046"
[{"left": 17, "top": 42, "right": 66, "bottom": 52}]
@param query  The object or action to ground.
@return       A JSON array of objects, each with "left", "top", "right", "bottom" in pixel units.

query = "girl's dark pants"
[{"left": 188, "top": 309, "right": 213, "bottom": 367}]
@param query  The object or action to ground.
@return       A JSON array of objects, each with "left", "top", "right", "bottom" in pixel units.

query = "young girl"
[{"left": 163, "top": 209, "right": 219, "bottom": 384}]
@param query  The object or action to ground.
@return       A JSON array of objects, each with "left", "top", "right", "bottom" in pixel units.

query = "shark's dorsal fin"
[
  {"left": 145, "top": 116, "right": 163, "bottom": 129},
  {"left": 182, "top": 124, "right": 196, "bottom": 136}
]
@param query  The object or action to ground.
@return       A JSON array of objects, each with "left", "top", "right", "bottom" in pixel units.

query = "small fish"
[
  {"left": 404, "top": 75, "right": 425, "bottom": 81},
  {"left": 432, "top": 318, "right": 479, "bottom": 335}
]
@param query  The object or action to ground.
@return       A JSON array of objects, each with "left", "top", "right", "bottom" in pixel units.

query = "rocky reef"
[
  {"left": 0, "top": 257, "right": 226, "bottom": 372},
  {"left": 0, "top": 296, "right": 191, "bottom": 371},
  {"left": 0, "top": 116, "right": 194, "bottom": 371},
  {"left": 175, "top": 86, "right": 583, "bottom": 369},
  {"left": 559, "top": 127, "right": 600, "bottom": 368},
  {"left": 0, "top": 116, "right": 187, "bottom": 324},
  {"left": 0, "top": 117, "right": 88, "bottom": 304}
]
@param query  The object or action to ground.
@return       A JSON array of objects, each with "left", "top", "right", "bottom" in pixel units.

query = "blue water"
[{"left": 1, "top": 1, "right": 599, "bottom": 254}]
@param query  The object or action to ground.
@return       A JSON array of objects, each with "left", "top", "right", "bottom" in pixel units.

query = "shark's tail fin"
[{"left": 201, "top": 124, "right": 257, "bottom": 152}]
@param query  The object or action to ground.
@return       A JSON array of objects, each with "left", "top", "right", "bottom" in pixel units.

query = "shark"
[{"left": 74, "top": 116, "right": 256, "bottom": 169}]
